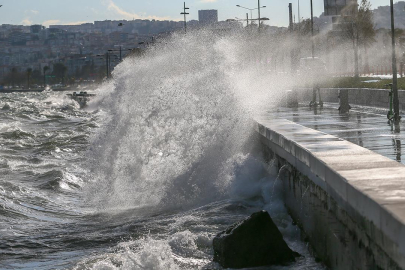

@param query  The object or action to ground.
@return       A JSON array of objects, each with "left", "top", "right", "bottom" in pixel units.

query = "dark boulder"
[{"left": 213, "top": 210, "right": 299, "bottom": 268}]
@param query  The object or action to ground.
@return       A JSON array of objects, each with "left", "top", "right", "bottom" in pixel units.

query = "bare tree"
[
  {"left": 357, "top": 0, "right": 376, "bottom": 72},
  {"left": 339, "top": 0, "right": 375, "bottom": 77}
]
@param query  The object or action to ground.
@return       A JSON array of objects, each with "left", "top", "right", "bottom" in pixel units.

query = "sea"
[{"left": 0, "top": 30, "right": 326, "bottom": 270}]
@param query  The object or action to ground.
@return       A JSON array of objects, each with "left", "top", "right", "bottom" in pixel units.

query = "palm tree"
[
  {"left": 26, "top": 68, "right": 32, "bottom": 89},
  {"left": 43, "top": 66, "right": 49, "bottom": 87},
  {"left": 11, "top": 67, "right": 17, "bottom": 89},
  {"left": 52, "top": 63, "right": 68, "bottom": 86}
]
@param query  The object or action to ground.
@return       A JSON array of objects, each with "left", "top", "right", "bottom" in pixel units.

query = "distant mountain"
[{"left": 373, "top": 1, "right": 405, "bottom": 29}]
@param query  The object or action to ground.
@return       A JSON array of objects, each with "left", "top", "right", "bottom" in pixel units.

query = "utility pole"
[
  {"left": 289, "top": 3, "right": 294, "bottom": 75},
  {"left": 289, "top": 3, "right": 293, "bottom": 32},
  {"left": 310, "top": 0, "right": 314, "bottom": 58},
  {"left": 258, "top": 0, "right": 261, "bottom": 30},
  {"left": 391, "top": 0, "right": 400, "bottom": 122},
  {"left": 246, "top": 13, "right": 249, "bottom": 27},
  {"left": 181, "top": 2, "right": 189, "bottom": 34}
]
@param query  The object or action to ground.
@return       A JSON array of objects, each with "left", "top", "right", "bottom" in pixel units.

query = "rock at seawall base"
[{"left": 213, "top": 210, "right": 299, "bottom": 269}]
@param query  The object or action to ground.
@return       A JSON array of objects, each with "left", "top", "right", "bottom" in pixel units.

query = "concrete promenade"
[
  {"left": 256, "top": 106, "right": 405, "bottom": 269},
  {"left": 268, "top": 105, "right": 404, "bottom": 164}
]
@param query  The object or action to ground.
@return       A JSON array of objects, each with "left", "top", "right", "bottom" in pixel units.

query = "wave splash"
[{"left": 85, "top": 30, "right": 282, "bottom": 211}]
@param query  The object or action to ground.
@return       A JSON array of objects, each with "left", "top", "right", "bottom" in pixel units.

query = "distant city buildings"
[
  {"left": 198, "top": 10, "right": 218, "bottom": 25},
  {"left": 373, "top": 1, "right": 405, "bottom": 29},
  {"left": 0, "top": 19, "right": 184, "bottom": 84},
  {"left": 0, "top": 0, "right": 404, "bottom": 86}
]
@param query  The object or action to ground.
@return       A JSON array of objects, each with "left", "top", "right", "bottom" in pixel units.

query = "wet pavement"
[{"left": 267, "top": 103, "right": 404, "bottom": 164}]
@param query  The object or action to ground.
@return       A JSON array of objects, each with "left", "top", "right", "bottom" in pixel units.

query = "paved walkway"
[{"left": 266, "top": 103, "right": 405, "bottom": 164}]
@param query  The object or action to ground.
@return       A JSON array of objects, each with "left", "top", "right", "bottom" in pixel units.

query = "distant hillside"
[{"left": 373, "top": 1, "right": 405, "bottom": 29}]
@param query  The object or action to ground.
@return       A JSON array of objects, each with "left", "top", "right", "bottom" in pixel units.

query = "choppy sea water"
[{"left": 1, "top": 31, "right": 326, "bottom": 270}]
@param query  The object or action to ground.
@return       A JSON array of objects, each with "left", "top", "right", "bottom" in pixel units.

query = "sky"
[{"left": 0, "top": 0, "right": 395, "bottom": 27}]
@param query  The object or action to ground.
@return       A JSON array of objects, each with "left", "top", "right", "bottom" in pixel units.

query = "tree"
[
  {"left": 31, "top": 69, "right": 41, "bottom": 86},
  {"left": 43, "top": 66, "right": 49, "bottom": 87},
  {"left": 357, "top": 0, "right": 376, "bottom": 73},
  {"left": 52, "top": 63, "right": 67, "bottom": 85},
  {"left": 1, "top": 68, "right": 25, "bottom": 89},
  {"left": 11, "top": 67, "right": 17, "bottom": 88},
  {"left": 26, "top": 68, "right": 32, "bottom": 89},
  {"left": 340, "top": 0, "right": 375, "bottom": 77},
  {"left": 295, "top": 19, "right": 312, "bottom": 37}
]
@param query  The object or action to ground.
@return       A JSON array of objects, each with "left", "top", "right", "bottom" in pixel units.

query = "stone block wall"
[{"left": 255, "top": 118, "right": 405, "bottom": 269}]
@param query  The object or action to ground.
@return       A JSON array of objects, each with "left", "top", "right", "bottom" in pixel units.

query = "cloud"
[
  {"left": 107, "top": 0, "right": 177, "bottom": 21},
  {"left": 42, "top": 20, "right": 90, "bottom": 27},
  {"left": 21, "top": 18, "right": 33, "bottom": 25},
  {"left": 66, "top": 21, "right": 89, "bottom": 25},
  {"left": 31, "top": 10, "right": 39, "bottom": 15},
  {"left": 90, "top": 7, "right": 100, "bottom": 15},
  {"left": 42, "top": 20, "right": 61, "bottom": 26}
]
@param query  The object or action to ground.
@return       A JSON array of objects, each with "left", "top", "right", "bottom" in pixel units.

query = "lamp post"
[
  {"left": 105, "top": 52, "right": 110, "bottom": 79},
  {"left": 235, "top": 16, "right": 249, "bottom": 27},
  {"left": 391, "top": 0, "right": 400, "bottom": 122},
  {"left": 96, "top": 52, "right": 110, "bottom": 79},
  {"left": 236, "top": 4, "right": 266, "bottom": 28},
  {"left": 97, "top": 48, "right": 134, "bottom": 78},
  {"left": 117, "top": 23, "right": 123, "bottom": 61},
  {"left": 308, "top": 0, "right": 321, "bottom": 107},
  {"left": 109, "top": 49, "right": 121, "bottom": 61},
  {"left": 108, "top": 48, "right": 133, "bottom": 61}
]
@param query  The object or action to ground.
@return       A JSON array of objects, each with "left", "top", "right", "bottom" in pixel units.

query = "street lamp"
[
  {"left": 258, "top": 0, "right": 262, "bottom": 29},
  {"left": 235, "top": 15, "right": 249, "bottom": 27},
  {"left": 390, "top": 0, "right": 400, "bottom": 122},
  {"left": 236, "top": 4, "right": 266, "bottom": 26},
  {"left": 96, "top": 53, "right": 110, "bottom": 79},
  {"left": 308, "top": 0, "right": 320, "bottom": 107},
  {"left": 108, "top": 48, "right": 133, "bottom": 61}
]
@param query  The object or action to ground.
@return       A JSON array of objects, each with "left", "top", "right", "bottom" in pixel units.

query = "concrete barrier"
[{"left": 256, "top": 117, "right": 405, "bottom": 270}]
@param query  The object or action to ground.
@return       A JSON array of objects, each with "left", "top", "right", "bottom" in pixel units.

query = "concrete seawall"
[
  {"left": 255, "top": 117, "right": 405, "bottom": 269},
  {"left": 296, "top": 88, "right": 405, "bottom": 111}
]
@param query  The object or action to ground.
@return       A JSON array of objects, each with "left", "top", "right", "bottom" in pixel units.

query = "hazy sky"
[{"left": 0, "top": 0, "right": 394, "bottom": 27}]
